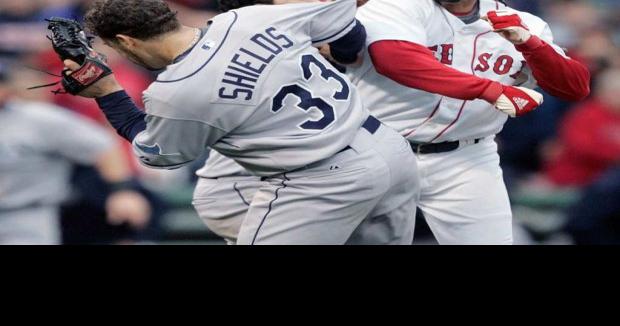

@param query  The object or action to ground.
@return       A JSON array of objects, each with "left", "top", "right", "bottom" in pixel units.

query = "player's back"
[{"left": 145, "top": 1, "right": 366, "bottom": 176}]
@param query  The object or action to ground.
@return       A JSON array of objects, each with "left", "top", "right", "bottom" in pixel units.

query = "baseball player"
[
  {"left": 0, "top": 64, "right": 151, "bottom": 245},
  {"left": 345, "top": 0, "right": 591, "bottom": 244},
  {"left": 192, "top": 0, "right": 372, "bottom": 244},
  {"left": 54, "top": 0, "right": 420, "bottom": 245}
]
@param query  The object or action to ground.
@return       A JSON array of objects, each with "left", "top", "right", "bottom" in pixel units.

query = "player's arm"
[
  {"left": 360, "top": 0, "right": 541, "bottom": 117},
  {"left": 323, "top": 19, "right": 366, "bottom": 65},
  {"left": 302, "top": 0, "right": 367, "bottom": 66},
  {"left": 370, "top": 41, "right": 504, "bottom": 102},
  {"left": 43, "top": 105, "right": 151, "bottom": 229},
  {"left": 307, "top": 0, "right": 359, "bottom": 45},
  {"left": 95, "top": 89, "right": 223, "bottom": 170},
  {"left": 62, "top": 59, "right": 217, "bottom": 169},
  {"left": 131, "top": 113, "right": 225, "bottom": 170},
  {"left": 484, "top": 10, "right": 591, "bottom": 101}
]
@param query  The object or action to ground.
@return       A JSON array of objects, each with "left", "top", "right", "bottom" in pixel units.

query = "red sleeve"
[
  {"left": 368, "top": 40, "right": 504, "bottom": 103},
  {"left": 516, "top": 36, "right": 591, "bottom": 102}
]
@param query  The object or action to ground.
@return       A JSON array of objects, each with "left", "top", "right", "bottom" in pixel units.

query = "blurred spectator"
[
  {"left": 564, "top": 167, "right": 620, "bottom": 244},
  {"left": 544, "top": 68, "right": 620, "bottom": 187},
  {"left": 0, "top": 63, "right": 152, "bottom": 244},
  {"left": 0, "top": 1, "right": 50, "bottom": 57}
]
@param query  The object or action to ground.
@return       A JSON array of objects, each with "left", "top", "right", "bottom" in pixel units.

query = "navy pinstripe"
[{"left": 251, "top": 175, "right": 288, "bottom": 245}]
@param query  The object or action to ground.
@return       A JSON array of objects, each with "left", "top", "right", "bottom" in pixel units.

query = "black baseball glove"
[{"left": 44, "top": 17, "right": 112, "bottom": 95}]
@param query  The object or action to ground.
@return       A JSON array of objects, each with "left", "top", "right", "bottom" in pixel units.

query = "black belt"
[
  {"left": 338, "top": 116, "right": 381, "bottom": 154},
  {"left": 411, "top": 138, "right": 482, "bottom": 154}
]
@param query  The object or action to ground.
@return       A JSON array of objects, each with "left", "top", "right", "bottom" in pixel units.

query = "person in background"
[
  {"left": 544, "top": 68, "right": 620, "bottom": 187},
  {"left": 0, "top": 63, "right": 151, "bottom": 245},
  {"left": 538, "top": 68, "right": 620, "bottom": 245}
]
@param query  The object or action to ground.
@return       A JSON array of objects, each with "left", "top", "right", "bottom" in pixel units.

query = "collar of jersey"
[
  {"left": 155, "top": 11, "right": 238, "bottom": 84},
  {"left": 172, "top": 25, "right": 210, "bottom": 64}
]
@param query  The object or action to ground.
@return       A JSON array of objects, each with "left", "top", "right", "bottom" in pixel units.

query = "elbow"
[
  {"left": 329, "top": 20, "right": 366, "bottom": 65},
  {"left": 573, "top": 85, "right": 591, "bottom": 102},
  {"left": 568, "top": 66, "right": 592, "bottom": 101},
  {"left": 368, "top": 43, "right": 392, "bottom": 77},
  {"left": 543, "top": 66, "right": 592, "bottom": 102},
  {"left": 570, "top": 63, "right": 593, "bottom": 101},
  {"left": 373, "top": 62, "right": 390, "bottom": 77},
  {"left": 561, "top": 79, "right": 591, "bottom": 102},
  {"left": 371, "top": 54, "right": 397, "bottom": 79},
  {"left": 576, "top": 69, "right": 592, "bottom": 101},
  {"left": 550, "top": 87, "right": 590, "bottom": 102}
]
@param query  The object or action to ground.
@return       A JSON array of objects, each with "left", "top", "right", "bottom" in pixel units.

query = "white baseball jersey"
[
  {"left": 135, "top": 0, "right": 368, "bottom": 177},
  {"left": 347, "top": 0, "right": 567, "bottom": 143}
]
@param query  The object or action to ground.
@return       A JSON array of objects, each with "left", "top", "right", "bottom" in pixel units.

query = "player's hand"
[
  {"left": 105, "top": 190, "right": 152, "bottom": 229},
  {"left": 63, "top": 59, "right": 123, "bottom": 98},
  {"left": 482, "top": 10, "right": 531, "bottom": 45},
  {"left": 494, "top": 85, "right": 543, "bottom": 117}
]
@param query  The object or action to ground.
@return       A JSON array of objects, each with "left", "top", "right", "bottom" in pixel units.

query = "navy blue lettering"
[
  {"left": 301, "top": 55, "right": 349, "bottom": 100},
  {"left": 231, "top": 53, "right": 267, "bottom": 74},
  {"left": 239, "top": 47, "right": 275, "bottom": 64},
  {"left": 222, "top": 72, "right": 257, "bottom": 89},
  {"left": 218, "top": 27, "right": 296, "bottom": 101},
  {"left": 219, "top": 87, "right": 253, "bottom": 100},
  {"left": 272, "top": 84, "right": 335, "bottom": 130},
  {"left": 251, "top": 34, "right": 283, "bottom": 55},
  {"left": 227, "top": 65, "right": 261, "bottom": 78},
  {"left": 266, "top": 27, "right": 294, "bottom": 49}
]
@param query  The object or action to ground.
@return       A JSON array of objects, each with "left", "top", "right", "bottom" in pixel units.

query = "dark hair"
[
  {"left": 218, "top": 0, "right": 273, "bottom": 12},
  {"left": 85, "top": 0, "right": 181, "bottom": 40}
]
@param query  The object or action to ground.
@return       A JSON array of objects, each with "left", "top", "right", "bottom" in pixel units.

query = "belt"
[
  {"left": 410, "top": 138, "right": 482, "bottom": 154},
  {"left": 338, "top": 116, "right": 381, "bottom": 154}
]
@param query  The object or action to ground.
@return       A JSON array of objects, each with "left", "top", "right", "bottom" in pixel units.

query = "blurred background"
[{"left": 0, "top": 0, "right": 619, "bottom": 245}]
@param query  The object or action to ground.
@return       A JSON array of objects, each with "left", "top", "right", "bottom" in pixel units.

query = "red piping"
[{"left": 428, "top": 30, "right": 492, "bottom": 142}]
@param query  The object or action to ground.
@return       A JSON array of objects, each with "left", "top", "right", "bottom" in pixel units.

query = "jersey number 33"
[{"left": 272, "top": 54, "right": 350, "bottom": 131}]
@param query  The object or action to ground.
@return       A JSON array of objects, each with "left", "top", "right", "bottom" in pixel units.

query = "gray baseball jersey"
[
  {"left": 134, "top": 0, "right": 368, "bottom": 176},
  {"left": 0, "top": 100, "right": 114, "bottom": 210}
]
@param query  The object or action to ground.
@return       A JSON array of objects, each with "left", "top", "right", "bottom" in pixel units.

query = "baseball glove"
[{"left": 31, "top": 17, "right": 112, "bottom": 95}]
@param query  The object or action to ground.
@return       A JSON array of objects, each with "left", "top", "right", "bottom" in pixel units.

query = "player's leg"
[
  {"left": 237, "top": 152, "right": 389, "bottom": 245},
  {"left": 346, "top": 200, "right": 417, "bottom": 245},
  {"left": 192, "top": 177, "right": 264, "bottom": 244},
  {"left": 237, "top": 123, "right": 419, "bottom": 245},
  {"left": 417, "top": 138, "right": 513, "bottom": 245},
  {"left": 0, "top": 207, "right": 61, "bottom": 245},
  {"left": 346, "top": 127, "right": 420, "bottom": 245}
]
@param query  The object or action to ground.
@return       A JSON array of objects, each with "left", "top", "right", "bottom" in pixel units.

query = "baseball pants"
[
  {"left": 415, "top": 137, "right": 513, "bottom": 245},
  {"left": 193, "top": 119, "right": 419, "bottom": 245}
]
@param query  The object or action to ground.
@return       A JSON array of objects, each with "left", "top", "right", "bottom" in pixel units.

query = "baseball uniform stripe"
[{"left": 251, "top": 175, "right": 289, "bottom": 245}]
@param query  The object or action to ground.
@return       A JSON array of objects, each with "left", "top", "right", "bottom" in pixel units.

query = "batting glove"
[
  {"left": 483, "top": 10, "right": 531, "bottom": 45},
  {"left": 494, "top": 85, "right": 543, "bottom": 117}
]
